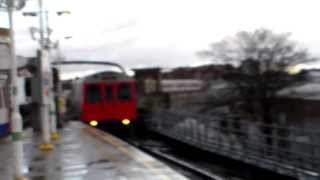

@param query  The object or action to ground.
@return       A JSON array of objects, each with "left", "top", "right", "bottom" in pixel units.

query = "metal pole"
[
  {"left": 50, "top": 97, "right": 58, "bottom": 137},
  {"left": 48, "top": 16, "right": 59, "bottom": 140},
  {"left": 45, "top": 10, "right": 59, "bottom": 140},
  {"left": 50, "top": 67, "right": 59, "bottom": 140},
  {"left": 38, "top": 49, "right": 53, "bottom": 150},
  {"left": 38, "top": 0, "right": 44, "bottom": 49},
  {"left": 7, "top": 1, "right": 25, "bottom": 179},
  {"left": 56, "top": 41, "right": 66, "bottom": 126},
  {"left": 38, "top": 0, "right": 53, "bottom": 151},
  {"left": 45, "top": 11, "right": 50, "bottom": 46}
]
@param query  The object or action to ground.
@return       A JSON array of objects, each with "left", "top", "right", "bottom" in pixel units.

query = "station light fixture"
[
  {"left": 22, "top": 12, "right": 38, "bottom": 16},
  {"left": 56, "top": 11, "right": 71, "bottom": 16}
]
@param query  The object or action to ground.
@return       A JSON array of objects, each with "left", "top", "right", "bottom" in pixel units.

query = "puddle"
[
  {"left": 31, "top": 156, "right": 45, "bottom": 162},
  {"left": 88, "top": 159, "right": 110, "bottom": 166},
  {"left": 87, "top": 159, "right": 115, "bottom": 170}
]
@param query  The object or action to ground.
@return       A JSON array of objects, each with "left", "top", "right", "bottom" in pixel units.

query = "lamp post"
[
  {"left": 22, "top": 0, "right": 54, "bottom": 151},
  {"left": 22, "top": 3, "right": 71, "bottom": 146},
  {"left": 50, "top": 11, "right": 71, "bottom": 138},
  {"left": 37, "top": 0, "right": 54, "bottom": 149},
  {"left": 0, "top": 0, "right": 27, "bottom": 179},
  {"left": 52, "top": 36, "right": 71, "bottom": 129}
]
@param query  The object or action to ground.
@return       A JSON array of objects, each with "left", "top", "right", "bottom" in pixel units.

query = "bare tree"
[
  {"left": 199, "top": 28, "right": 317, "bottom": 145},
  {"left": 199, "top": 29, "right": 315, "bottom": 69}
]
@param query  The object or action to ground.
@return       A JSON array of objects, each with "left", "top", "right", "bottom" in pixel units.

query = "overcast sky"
[{"left": 1, "top": 0, "right": 320, "bottom": 77}]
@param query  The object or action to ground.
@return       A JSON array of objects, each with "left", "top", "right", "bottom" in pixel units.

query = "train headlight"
[
  {"left": 121, "top": 119, "right": 130, "bottom": 126},
  {"left": 90, "top": 120, "right": 98, "bottom": 127}
]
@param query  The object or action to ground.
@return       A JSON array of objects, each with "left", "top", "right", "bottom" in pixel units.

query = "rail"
[{"left": 146, "top": 109, "right": 320, "bottom": 180}]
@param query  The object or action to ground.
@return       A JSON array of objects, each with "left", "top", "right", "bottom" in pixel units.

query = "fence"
[{"left": 147, "top": 109, "right": 320, "bottom": 180}]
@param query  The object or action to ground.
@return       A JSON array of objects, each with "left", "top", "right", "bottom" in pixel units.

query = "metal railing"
[{"left": 146, "top": 109, "right": 320, "bottom": 180}]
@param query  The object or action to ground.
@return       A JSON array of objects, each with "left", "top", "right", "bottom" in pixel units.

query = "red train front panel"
[{"left": 81, "top": 80, "right": 137, "bottom": 126}]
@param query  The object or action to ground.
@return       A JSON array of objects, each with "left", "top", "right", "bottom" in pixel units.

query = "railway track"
[
  {"left": 104, "top": 127, "right": 296, "bottom": 180},
  {"left": 107, "top": 128, "right": 245, "bottom": 180},
  {"left": 130, "top": 140, "right": 226, "bottom": 180}
]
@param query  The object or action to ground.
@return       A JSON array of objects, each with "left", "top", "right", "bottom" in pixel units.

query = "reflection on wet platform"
[{"left": 0, "top": 122, "right": 188, "bottom": 180}]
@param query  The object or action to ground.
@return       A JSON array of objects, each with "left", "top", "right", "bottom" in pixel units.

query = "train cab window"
[
  {"left": 105, "top": 85, "right": 113, "bottom": 101},
  {"left": 118, "top": 83, "right": 131, "bottom": 101},
  {"left": 86, "top": 84, "right": 102, "bottom": 103}
]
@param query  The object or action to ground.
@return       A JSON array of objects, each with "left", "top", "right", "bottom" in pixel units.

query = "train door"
[
  {"left": 82, "top": 83, "right": 104, "bottom": 121},
  {"left": 114, "top": 82, "right": 137, "bottom": 121},
  {"left": 0, "top": 86, "right": 9, "bottom": 136},
  {"left": 102, "top": 83, "right": 115, "bottom": 120}
]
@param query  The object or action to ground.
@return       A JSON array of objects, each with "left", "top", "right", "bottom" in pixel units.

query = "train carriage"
[
  {"left": 0, "top": 28, "right": 10, "bottom": 136},
  {"left": 0, "top": 82, "right": 9, "bottom": 136},
  {"left": 69, "top": 71, "right": 137, "bottom": 127}
]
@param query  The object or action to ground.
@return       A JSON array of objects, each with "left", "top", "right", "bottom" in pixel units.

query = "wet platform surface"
[{"left": 0, "top": 122, "right": 188, "bottom": 180}]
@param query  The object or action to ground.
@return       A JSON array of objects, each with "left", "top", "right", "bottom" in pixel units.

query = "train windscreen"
[
  {"left": 105, "top": 85, "right": 113, "bottom": 101},
  {"left": 86, "top": 84, "right": 102, "bottom": 103},
  {"left": 118, "top": 83, "right": 131, "bottom": 101}
]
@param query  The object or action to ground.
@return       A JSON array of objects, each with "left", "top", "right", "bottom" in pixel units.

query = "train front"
[{"left": 79, "top": 72, "right": 137, "bottom": 128}]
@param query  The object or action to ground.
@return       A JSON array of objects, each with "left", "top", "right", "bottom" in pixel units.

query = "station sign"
[
  {"left": 160, "top": 79, "right": 204, "bottom": 93},
  {"left": 0, "top": 28, "right": 10, "bottom": 43},
  {"left": 0, "top": 74, "right": 8, "bottom": 86},
  {"left": 0, "top": 28, "right": 10, "bottom": 70}
]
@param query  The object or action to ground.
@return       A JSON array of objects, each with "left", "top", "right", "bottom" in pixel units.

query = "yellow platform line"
[{"left": 84, "top": 126, "right": 172, "bottom": 180}]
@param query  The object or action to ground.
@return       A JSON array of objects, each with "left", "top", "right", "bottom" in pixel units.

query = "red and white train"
[
  {"left": 0, "top": 82, "right": 9, "bottom": 136},
  {"left": 64, "top": 63, "right": 137, "bottom": 127}
]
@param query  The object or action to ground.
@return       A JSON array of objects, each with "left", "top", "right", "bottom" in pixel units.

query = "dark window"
[
  {"left": 118, "top": 83, "right": 131, "bottom": 101},
  {"left": 25, "top": 78, "right": 31, "bottom": 97},
  {"left": 86, "top": 84, "right": 102, "bottom": 103},
  {"left": 105, "top": 85, "right": 113, "bottom": 101}
]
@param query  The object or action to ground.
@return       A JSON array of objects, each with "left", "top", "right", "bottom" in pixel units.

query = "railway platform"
[{"left": 0, "top": 122, "right": 188, "bottom": 180}]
